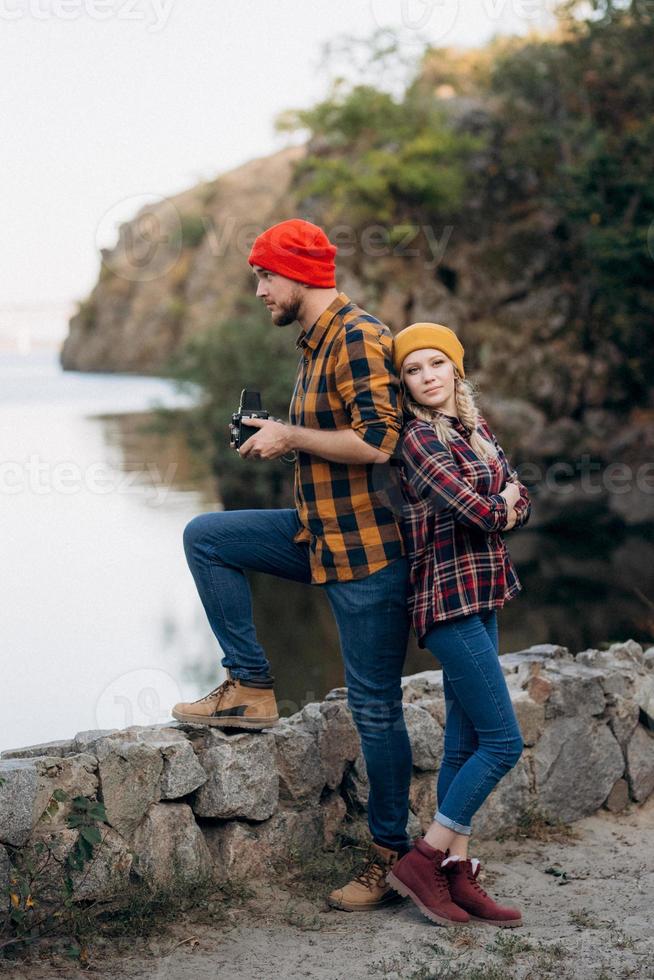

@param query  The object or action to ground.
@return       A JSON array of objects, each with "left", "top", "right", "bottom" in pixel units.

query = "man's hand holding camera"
[{"left": 238, "top": 417, "right": 292, "bottom": 460}]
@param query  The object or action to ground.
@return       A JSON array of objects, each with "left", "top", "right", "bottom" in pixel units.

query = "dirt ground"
[{"left": 4, "top": 797, "right": 654, "bottom": 980}]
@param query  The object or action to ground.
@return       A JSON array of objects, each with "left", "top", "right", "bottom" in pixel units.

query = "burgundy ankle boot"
[
  {"left": 386, "top": 839, "right": 470, "bottom": 926},
  {"left": 442, "top": 857, "right": 522, "bottom": 928}
]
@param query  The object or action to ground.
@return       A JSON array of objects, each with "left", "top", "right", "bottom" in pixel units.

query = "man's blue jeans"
[
  {"left": 423, "top": 609, "right": 524, "bottom": 835},
  {"left": 183, "top": 508, "right": 412, "bottom": 853}
]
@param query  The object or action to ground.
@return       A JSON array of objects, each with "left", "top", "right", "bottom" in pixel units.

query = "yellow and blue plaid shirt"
[{"left": 289, "top": 292, "right": 405, "bottom": 584}]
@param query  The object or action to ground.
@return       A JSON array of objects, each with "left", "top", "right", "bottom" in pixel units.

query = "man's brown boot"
[
  {"left": 327, "top": 843, "right": 402, "bottom": 912},
  {"left": 171, "top": 672, "right": 279, "bottom": 729}
]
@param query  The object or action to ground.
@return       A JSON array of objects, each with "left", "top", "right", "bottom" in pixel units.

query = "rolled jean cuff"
[
  {"left": 434, "top": 810, "right": 471, "bottom": 836},
  {"left": 227, "top": 668, "right": 273, "bottom": 683}
]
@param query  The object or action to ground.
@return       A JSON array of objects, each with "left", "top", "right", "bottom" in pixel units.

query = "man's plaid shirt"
[
  {"left": 289, "top": 292, "right": 405, "bottom": 584},
  {"left": 398, "top": 412, "right": 531, "bottom": 647}
]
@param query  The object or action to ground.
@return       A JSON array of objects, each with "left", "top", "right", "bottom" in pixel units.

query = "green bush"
[
  {"left": 178, "top": 214, "right": 207, "bottom": 249},
  {"left": 283, "top": 83, "right": 484, "bottom": 228}
]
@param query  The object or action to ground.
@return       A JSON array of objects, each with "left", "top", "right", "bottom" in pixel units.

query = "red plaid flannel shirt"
[{"left": 398, "top": 412, "right": 531, "bottom": 647}]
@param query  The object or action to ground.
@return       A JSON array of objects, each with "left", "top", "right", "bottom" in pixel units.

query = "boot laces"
[
  {"left": 432, "top": 862, "right": 451, "bottom": 897},
  {"left": 467, "top": 863, "right": 487, "bottom": 895},
  {"left": 196, "top": 678, "right": 235, "bottom": 705},
  {"left": 353, "top": 852, "right": 387, "bottom": 889}
]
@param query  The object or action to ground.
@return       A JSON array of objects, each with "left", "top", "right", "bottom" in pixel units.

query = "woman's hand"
[
  {"left": 500, "top": 482, "right": 521, "bottom": 531},
  {"left": 503, "top": 509, "right": 518, "bottom": 531},
  {"left": 500, "top": 482, "right": 521, "bottom": 510}
]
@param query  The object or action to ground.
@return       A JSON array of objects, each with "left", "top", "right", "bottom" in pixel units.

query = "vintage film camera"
[{"left": 229, "top": 389, "right": 269, "bottom": 451}]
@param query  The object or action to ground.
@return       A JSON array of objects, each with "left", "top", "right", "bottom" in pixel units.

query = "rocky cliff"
[{"left": 60, "top": 146, "right": 305, "bottom": 375}]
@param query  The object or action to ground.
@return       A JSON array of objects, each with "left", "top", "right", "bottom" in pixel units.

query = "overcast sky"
[{"left": 0, "top": 0, "right": 556, "bottom": 343}]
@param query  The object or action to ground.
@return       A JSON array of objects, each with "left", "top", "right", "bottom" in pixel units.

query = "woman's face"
[{"left": 401, "top": 348, "right": 456, "bottom": 412}]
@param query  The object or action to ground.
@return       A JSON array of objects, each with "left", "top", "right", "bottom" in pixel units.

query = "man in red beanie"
[{"left": 174, "top": 218, "right": 412, "bottom": 910}]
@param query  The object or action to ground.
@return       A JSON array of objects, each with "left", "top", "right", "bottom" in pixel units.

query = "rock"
[
  {"left": 160, "top": 740, "right": 208, "bottom": 799},
  {"left": 576, "top": 648, "right": 641, "bottom": 699},
  {"left": 510, "top": 691, "right": 546, "bottom": 746},
  {"left": 73, "top": 826, "right": 133, "bottom": 901},
  {"left": 0, "top": 753, "right": 99, "bottom": 846},
  {"left": 501, "top": 653, "right": 551, "bottom": 676},
  {"left": 204, "top": 807, "right": 324, "bottom": 884},
  {"left": 409, "top": 773, "right": 437, "bottom": 832},
  {"left": 0, "top": 845, "right": 10, "bottom": 901},
  {"left": 192, "top": 731, "right": 278, "bottom": 821},
  {"left": 1, "top": 739, "right": 75, "bottom": 760},
  {"left": 403, "top": 703, "right": 444, "bottom": 771},
  {"left": 633, "top": 673, "right": 654, "bottom": 729},
  {"left": 321, "top": 793, "right": 347, "bottom": 847},
  {"left": 606, "top": 695, "right": 640, "bottom": 752},
  {"left": 626, "top": 725, "right": 654, "bottom": 802},
  {"left": 542, "top": 662, "right": 606, "bottom": 718},
  {"left": 604, "top": 778, "right": 630, "bottom": 813},
  {"left": 406, "top": 810, "right": 422, "bottom": 840},
  {"left": 272, "top": 723, "right": 325, "bottom": 805},
  {"left": 606, "top": 640, "right": 644, "bottom": 664},
  {"left": 532, "top": 717, "right": 624, "bottom": 823},
  {"left": 401, "top": 670, "right": 445, "bottom": 704},
  {"left": 0, "top": 759, "right": 46, "bottom": 846},
  {"left": 129, "top": 730, "right": 207, "bottom": 800},
  {"left": 292, "top": 701, "right": 359, "bottom": 790},
  {"left": 72, "top": 729, "right": 118, "bottom": 754},
  {"left": 96, "top": 738, "right": 163, "bottom": 835},
  {"left": 501, "top": 645, "right": 570, "bottom": 674},
  {"left": 643, "top": 647, "right": 654, "bottom": 670},
  {"left": 26, "top": 825, "right": 132, "bottom": 902},
  {"left": 413, "top": 697, "right": 445, "bottom": 728},
  {"left": 473, "top": 757, "right": 532, "bottom": 839},
  {"left": 324, "top": 687, "right": 348, "bottom": 701},
  {"left": 33, "top": 754, "right": 99, "bottom": 830},
  {"left": 131, "top": 803, "right": 211, "bottom": 890},
  {"left": 527, "top": 675, "right": 554, "bottom": 705},
  {"left": 342, "top": 750, "right": 369, "bottom": 810}
]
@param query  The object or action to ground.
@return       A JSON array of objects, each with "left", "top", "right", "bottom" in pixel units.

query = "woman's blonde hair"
[{"left": 402, "top": 363, "right": 498, "bottom": 461}]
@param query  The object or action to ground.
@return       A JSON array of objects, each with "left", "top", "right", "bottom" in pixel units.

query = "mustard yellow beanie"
[{"left": 393, "top": 322, "right": 465, "bottom": 379}]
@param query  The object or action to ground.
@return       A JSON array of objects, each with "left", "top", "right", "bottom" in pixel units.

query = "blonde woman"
[{"left": 387, "top": 323, "right": 531, "bottom": 928}]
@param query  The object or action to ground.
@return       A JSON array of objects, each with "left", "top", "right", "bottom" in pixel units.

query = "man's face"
[{"left": 253, "top": 267, "right": 304, "bottom": 326}]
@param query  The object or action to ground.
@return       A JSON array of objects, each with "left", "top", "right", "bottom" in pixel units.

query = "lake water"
[
  {"left": 1, "top": 352, "right": 651, "bottom": 753},
  {"left": 0, "top": 352, "right": 221, "bottom": 753}
]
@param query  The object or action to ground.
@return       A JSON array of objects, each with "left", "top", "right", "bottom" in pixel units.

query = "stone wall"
[{"left": 1, "top": 640, "right": 653, "bottom": 905}]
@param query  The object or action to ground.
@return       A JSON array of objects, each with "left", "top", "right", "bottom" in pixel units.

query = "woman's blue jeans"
[
  {"left": 423, "top": 609, "right": 524, "bottom": 835},
  {"left": 183, "top": 508, "right": 412, "bottom": 853}
]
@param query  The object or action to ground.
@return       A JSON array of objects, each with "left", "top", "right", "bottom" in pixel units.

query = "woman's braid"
[{"left": 403, "top": 369, "right": 497, "bottom": 461}]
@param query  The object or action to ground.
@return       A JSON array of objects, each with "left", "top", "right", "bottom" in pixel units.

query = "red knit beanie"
[{"left": 248, "top": 219, "right": 337, "bottom": 288}]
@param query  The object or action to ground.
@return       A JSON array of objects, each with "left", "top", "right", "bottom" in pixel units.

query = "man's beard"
[{"left": 271, "top": 294, "right": 302, "bottom": 326}]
